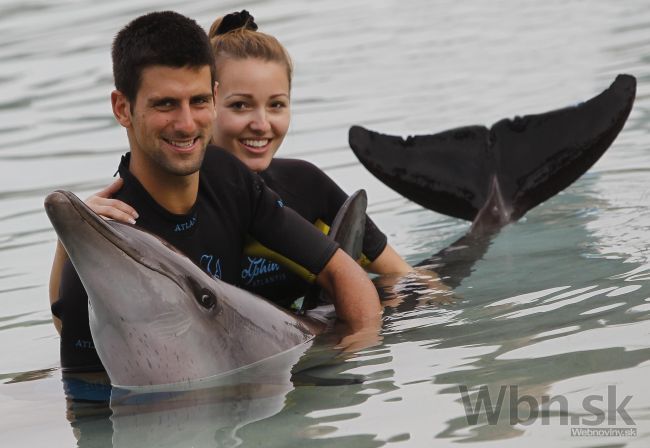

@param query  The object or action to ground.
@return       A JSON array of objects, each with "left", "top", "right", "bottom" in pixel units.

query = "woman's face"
[{"left": 212, "top": 58, "right": 290, "bottom": 172}]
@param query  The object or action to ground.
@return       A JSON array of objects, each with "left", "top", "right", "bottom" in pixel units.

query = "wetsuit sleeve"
[
  {"left": 50, "top": 259, "right": 103, "bottom": 372},
  {"left": 248, "top": 177, "right": 339, "bottom": 280},
  {"left": 298, "top": 160, "right": 388, "bottom": 262},
  {"left": 201, "top": 148, "right": 339, "bottom": 280}
]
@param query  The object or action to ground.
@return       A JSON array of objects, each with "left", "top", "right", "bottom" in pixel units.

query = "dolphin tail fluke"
[{"left": 349, "top": 74, "right": 636, "bottom": 228}]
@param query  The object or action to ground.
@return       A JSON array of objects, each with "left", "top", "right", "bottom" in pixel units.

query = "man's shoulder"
[
  {"left": 199, "top": 145, "right": 262, "bottom": 202},
  {"left": 202, "top": 145, "right": 249, "bottom": 174}
]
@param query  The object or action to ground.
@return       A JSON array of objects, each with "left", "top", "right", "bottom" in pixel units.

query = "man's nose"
[{"left": 173, "top": 103, "right": 198, "bottom": 135}]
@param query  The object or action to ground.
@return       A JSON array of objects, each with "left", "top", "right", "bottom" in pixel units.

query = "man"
[{"left": 49, "top": 11, "right": 381, "bottom": 372}]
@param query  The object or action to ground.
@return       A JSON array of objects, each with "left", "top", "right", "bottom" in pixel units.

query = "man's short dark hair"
[{"left": 112, "top": 11, "right": 216, "bottom": 103}]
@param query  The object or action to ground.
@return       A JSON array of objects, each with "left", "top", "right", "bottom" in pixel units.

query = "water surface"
[{"left": 1, "top": 0, "right": 649, "bottom": 446}]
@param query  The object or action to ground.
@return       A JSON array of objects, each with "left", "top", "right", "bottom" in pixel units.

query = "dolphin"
[
  {"left": 44, "top": 190, "right": 321, "bottom": 389},
  {"left": 348, "top": 74, "right": 636, "bottom": 234}
]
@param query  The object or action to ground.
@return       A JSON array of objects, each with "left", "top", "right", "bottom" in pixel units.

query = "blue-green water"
[{"left": 1, "top": 0, "right": 649, "bottom": 446}]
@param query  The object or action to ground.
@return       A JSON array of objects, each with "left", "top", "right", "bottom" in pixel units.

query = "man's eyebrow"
[
  {"left": 147, "top": 93, "right": 213, "bottom": 106},
  {"left": 191, "top": 93, "right": 214, "bottom": 101},
  {"left": 148, "top": 96, "right": 178, "bottom": 106}
]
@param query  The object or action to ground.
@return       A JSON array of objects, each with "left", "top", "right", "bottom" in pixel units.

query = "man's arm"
[{"left": 315, "top": 248, "right": 382, "bottom": 332}]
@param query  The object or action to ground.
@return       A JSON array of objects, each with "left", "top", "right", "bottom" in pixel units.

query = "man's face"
[{"left": 118, "top": 65, "right": 216, "bottom": 178}]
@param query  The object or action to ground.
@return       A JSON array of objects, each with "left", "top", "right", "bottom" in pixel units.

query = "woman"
[
  {"left": 78, "top": 10, "right": 414, "bottom": 311},
  {"left": 206, "top": 11, "right": 412, "bottom": 307}
]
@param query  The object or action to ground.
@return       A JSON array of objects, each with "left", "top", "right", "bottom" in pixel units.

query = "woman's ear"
[{"left": 111, "top": 90, "right": 132, "bottom": 128}]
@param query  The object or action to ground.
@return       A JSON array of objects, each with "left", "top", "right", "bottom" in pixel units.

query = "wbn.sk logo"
[{"left": 459, "top": 385, "right": 635, "bottom": 427}]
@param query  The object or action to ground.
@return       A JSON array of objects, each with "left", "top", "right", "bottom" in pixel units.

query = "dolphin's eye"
[
  {"left": 197, "top": 288, "right": 216, "bottom": 309},
  {"left": 186, "top": 277, "right": 220, "bottom": 312}
]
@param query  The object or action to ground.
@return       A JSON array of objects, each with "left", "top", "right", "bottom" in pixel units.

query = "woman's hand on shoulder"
[{"left": 85, "top": 178, "right": 138, "bottom": 224}]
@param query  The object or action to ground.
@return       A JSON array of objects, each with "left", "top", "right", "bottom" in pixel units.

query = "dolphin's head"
[{"left": 45, "top": 190, "right": 314, "bottom": 389}]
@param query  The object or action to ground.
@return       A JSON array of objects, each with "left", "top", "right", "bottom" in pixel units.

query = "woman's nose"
[{"left": 249, "top": 109, "right": 271, "bottom": 133}]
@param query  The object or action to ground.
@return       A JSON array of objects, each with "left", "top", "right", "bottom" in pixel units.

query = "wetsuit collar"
[{"left": 114, "top": 152, "right": 199, "bottom": 230}]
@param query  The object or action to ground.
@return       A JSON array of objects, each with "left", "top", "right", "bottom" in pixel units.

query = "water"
[{"left": 1, "top": 0, "right": 649, "bottom": 446}]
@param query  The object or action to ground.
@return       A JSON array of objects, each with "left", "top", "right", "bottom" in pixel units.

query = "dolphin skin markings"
[
  {"left": 348, "top": 74, "right": 636, "bottom": 234},
  {"left": 44, "top": 190, "right": 320, "bottom": 389}
]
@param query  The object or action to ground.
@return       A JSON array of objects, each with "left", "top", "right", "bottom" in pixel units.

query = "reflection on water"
[
  {"left": 1, "top": 0, "right": 650, "bottom": 446},
  {"left": 62, "top": 343, "right": 310, "bottom": 447}
]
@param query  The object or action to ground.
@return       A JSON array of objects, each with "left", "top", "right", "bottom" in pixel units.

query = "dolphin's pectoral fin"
[
  {"left": 349, "top": 74, "right": 636, "bottom": 225},
  {"left": 328, "top": 189, "right": 367, "bottom": 259},
  {"left": 301, "top": 190, "right": 368, "bottom": 312}
]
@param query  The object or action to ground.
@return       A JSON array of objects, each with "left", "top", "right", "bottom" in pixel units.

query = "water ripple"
[{"left": 497, "top": 321, "right": 650, "bottom": 360}]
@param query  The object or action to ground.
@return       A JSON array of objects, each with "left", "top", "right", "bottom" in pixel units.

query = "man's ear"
[{"left": 111, "top": 90, "right": 132, "bottom": 128}]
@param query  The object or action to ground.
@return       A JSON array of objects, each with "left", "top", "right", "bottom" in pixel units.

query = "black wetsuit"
[
  {"left": 239, "top": 158, "right": 388, "bottom": 307},
  {"left": 51, "top": 147, "right": 339, "bottom": 372}
]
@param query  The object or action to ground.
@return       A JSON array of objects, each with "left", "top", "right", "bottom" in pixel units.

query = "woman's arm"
[
  {"left": 365, "top": 243, "right": 413, "bottom": 275},
  {"left": 368, "top": 244, "right": 450, "bottom": 301}
]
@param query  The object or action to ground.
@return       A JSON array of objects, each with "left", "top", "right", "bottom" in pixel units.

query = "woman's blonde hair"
[{"left": 208, "top": 12, "right": 293, "bottom": 88}]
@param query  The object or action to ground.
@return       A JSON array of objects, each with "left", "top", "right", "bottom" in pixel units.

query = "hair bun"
[{"left": 214, "top": 10, "right": 258, "bottom": 35}]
